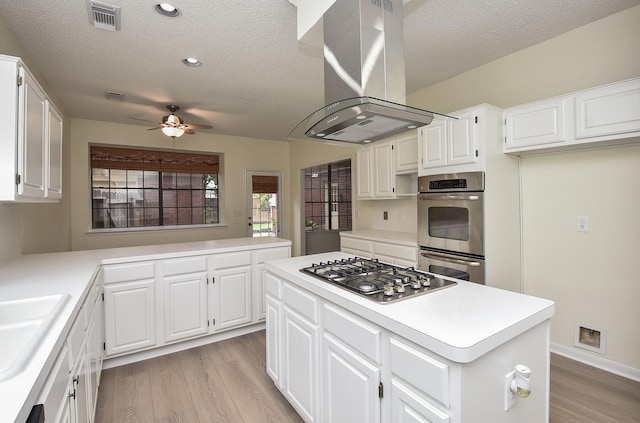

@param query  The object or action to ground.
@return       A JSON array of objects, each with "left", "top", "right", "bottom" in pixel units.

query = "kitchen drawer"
[
  {"left": 265, "top": 272, "right": 282, "bottom": 299},
  {"left": 341, "top": 237, "right": 373, "bottom": 253},
  {"left": 283, "top": 282, "right": 318, "bottom": 323},
  {"left": 212, "top": 251, "right": 252, "bottom": 269},
  {"left": 254, "top": 247, "right": 290, "bottom": 264},
  {"left": 390, "top": 336, "right": 450, "bottom": 408},
  {"left": 162, "top": 255, "right": 207, "bottom": 276},
  {"left": 373, "top": 242, "right": 417, "bottom": 261},
  {"left": 323, "top": 303, "right": 381, "bottom": 364},
  {"left": 103, "top": 261, "right": 155, "bottom": 284}
]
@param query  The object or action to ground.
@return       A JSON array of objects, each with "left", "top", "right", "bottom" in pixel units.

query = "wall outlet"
[
  {"left": 577, "top": 215, "right": 589, "bottom": 232},
  {"left": 504, "top": 370, "right": 516, "bottom": 411}
]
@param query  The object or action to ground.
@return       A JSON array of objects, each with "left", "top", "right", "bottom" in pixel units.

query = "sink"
[{"left": 0, "top": 293, "right": 70, "bottom": 380}]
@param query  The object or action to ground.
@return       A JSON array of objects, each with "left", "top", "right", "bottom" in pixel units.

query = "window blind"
[{"left": 90, "top": 146, "right": 220, "bottom": 174}]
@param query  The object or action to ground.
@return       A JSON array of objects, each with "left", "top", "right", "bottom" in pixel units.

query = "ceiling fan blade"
[
  {"left": 147, "top": 126, "right": 162, "bottom": 131},
  {"left": 131, "top": 117, "right": 161, "bottom": 124},
  {"left": 184, "top": 123, "right": 213, "bottom": 129},
  {"left": 184, "top": 128, "right": 196, "bottom": 135}
]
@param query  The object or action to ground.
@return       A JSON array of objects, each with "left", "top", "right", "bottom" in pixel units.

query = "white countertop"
[
  {"left": 340, "top": 229, "right": 418, "bottom": 246},
  {"left": 265, "top": 252, "right": 555, "bottom": 364},
  {"left": 0, "top": 237, "right": 291, "bottom": 423}
]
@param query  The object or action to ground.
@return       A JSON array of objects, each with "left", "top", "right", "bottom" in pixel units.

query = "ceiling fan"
[{"left": 135, "top": 105, "right": 213, "bottom": 138}]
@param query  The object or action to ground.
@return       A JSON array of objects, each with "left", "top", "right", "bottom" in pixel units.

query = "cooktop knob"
[
  {"left": 383, "top": 285, "right": 395, "bottom": 296},
  {"left": 395, "top": 284, "right": 405, "bottom": 293},
  {"left": 411, "top": 280, "right": 422, "bottom": 289}
]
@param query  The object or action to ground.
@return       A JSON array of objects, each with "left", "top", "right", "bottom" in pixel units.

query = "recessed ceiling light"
[
  {"left": 154, "top": 3, "right": 181, "bottom": 17},
  {"left": 356, "top": 115, "right": 367, "bottom": 120},
  {"left": 183, "top": 57, "right": 201, "bottom": 67},
  {"left": 407, "top": 125, "right": 417, "bottom": 129}
]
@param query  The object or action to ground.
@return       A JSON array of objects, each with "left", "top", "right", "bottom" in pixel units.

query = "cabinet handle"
[
  {"left": 73, "top": 376, "right": 80, "bottom": 385},
  {"left": 68, "top": 389, "right": 76, "bottom": 400}
]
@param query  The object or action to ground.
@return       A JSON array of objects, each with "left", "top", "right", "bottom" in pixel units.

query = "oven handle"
[
  {"left": 420, "top": 194, "right": 480, "bottom": 201},
  {"left": 420, "top": 251, "right": 482, "bottom": 267}
]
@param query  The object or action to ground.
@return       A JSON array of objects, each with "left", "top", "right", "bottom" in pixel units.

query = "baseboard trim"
[
  {"left": 103, "top": 323, "right": 266, "bottom": 369},
  {"left": 550, "top": 342, "right": 640, "bottom": 382}
]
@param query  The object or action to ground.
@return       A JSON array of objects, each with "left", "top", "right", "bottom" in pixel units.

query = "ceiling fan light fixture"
[
  {"left": 183, "top": 57, "right": 201, "bottom": 67},
  {"left": 162, "top": 126, "right": 185, "bottom": 138},
  {"left": 154, "top": 3, "right": 181, "bottom": 17}
]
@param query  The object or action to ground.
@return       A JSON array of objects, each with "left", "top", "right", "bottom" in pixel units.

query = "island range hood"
[{"left": 289, "top": 0, "right": 451, "bottom": 145}]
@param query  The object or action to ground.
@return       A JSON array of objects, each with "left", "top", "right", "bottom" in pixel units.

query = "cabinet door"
[
  {"left": 283, "top": 306, "right": 319, "bottom": 422},
  {"left": 266, "top": 294, "right": 282, "bottom": 387},
  {"left": 356, "top": 148, "right": 374, "bottom": 198},
  {"left": 211, "top": 266, "right": 252, "bottom": 331},
  {"left": 504, "top": 98, "right": 568, "bottom": 150},
  {"left": 419, "top": 121, "right": 447, "bottom": 170},
  {"left": 323, "top": 334, "right": 381, "bottom": 423},
  {"left": 373, "top": 142, "right": 395, "bottom": 198},
  {"left": 390, "top": 379, "right": 450, "bottom": 423},
  {"left": 87, "top": 293, "right": 104, "bottom": 418},
  {"left": 70, "top": 342, "right": 91, "bottom": 423},
  {"left": 395, "top": 133, "right": 418, "bottom": 173},
  {"left": 163, "top": 271, "right": 208, "bottom": 343},
  {"left": 45, "top": 102, "right": 63, "bottom": 200},
  {"left": 104, "top": 280, "right": 156, "bottom": 356},
  {"left": 17, "top": 67, "right": 47, "bottom": 198},
  {"left": 448, "top": 110, "right": 477, "bottom": 166},
  {"left": 574, "top": 78, "right": 640, "bottom": 139}
]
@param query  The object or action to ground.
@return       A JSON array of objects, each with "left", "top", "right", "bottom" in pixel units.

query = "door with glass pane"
[{"left": 246, "top": 171, "right": 282, "bottom": 237}]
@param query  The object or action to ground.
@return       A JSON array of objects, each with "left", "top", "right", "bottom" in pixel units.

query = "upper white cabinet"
[
  {"left": 418, "top": 105, "right": 501, "bottom": 176},
  {"left": 504, "top": 77, "right": 640, "bottom": 154},
  {"left": 0, "top": 54, "right": 63, "bottom": 202},
  {"left": 356, "top": 131, "right": 420, "bottom": 199}
]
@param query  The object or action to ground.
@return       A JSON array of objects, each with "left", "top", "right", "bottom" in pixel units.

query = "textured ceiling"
[{"left": 0, "top": 0, "right": 638, "bottom": 142}]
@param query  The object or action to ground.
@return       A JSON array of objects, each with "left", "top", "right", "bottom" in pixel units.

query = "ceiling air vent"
[{"left": 87, "top": 1, "right": 121, "bottom": 31}]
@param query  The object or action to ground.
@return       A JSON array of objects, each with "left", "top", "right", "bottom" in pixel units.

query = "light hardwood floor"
[{"left": 95, "top": 331, "right": 640, "bottom": 423}]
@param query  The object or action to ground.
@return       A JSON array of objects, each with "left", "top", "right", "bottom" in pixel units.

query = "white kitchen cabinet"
[
  {"left": 36, "top": 345, "right": 72, "bottom": 423},
  {"left": 394, "top": 132, "right": 419, "bottom": 173},
  {"left": 209, "top": 251, "right": 252, "bottom": 331},
  {"left": 265, "top": 272, "right": 283, "bottom": 387},
  {"left": 103, "top": 261, "right": 156, "bottom": 356},
  {"left": 45, "top": 103, "right": 63, "bottom": 200},
  {"left": 252, "top": 246, "right": 291, "bottom": 322},
  {"left": 323, "top": 334, "right": 381, "bottom": 423},
  {"left": 0, "top": 54, "right": 63, "bottom": 202},
  {"left": 340, "top": 236, "right": 373, "bottom": 258},
  {"left": 282, "top": 282, "right": 320, "bottom": 422},
  {"left": 503, "top": 97, "right": 568, "bottom": 151},
  {"left": 390, "top": 378, "right": 450, "bottom": 423},
  {"left": 340, "top": 233, "right": 418, "bottom": 268},
  {"left": 574, "top": 78, "right": 640, "bottom": 139},
  {"left": 86, "top": 275, "right": 104, "bottom": 419},
  {"left": 356, "top": 147, "right": 374, "bottom": 199},
  {"left": 161, "top": 256, "right": 208, "bottom": 343},
  {"left": 356, "top": 141, "right": 395, "bottom": 199},
  {"left": 419, "top": 108, "right": 489, "bottom": 176},
  {"left": 504, "top": 77, "right": 640, "bottom": 155}
]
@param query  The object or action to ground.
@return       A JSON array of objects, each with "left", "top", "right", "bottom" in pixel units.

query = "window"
[
  {"left": 304, "top": 159, "right": 351, "bottom": 231},
  {"left": 90, "top": 146, "right": 219, "bottom": 229}
]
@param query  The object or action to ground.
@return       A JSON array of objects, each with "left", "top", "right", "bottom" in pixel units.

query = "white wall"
[
  {"left": 400, "top": 5, "right": 640, "bottom": 370},
  {"left": 69, "top": 118, "right": 290, "bottom": 251}
]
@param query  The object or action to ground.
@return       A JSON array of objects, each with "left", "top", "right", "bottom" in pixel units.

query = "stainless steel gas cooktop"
[{"left": 300, "top": 257, "right": 456, "bottom": 303}]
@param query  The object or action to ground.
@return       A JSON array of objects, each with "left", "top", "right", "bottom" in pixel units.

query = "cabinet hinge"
[
  {"left": 103, "top": 342, "right": 106, "bottom": 351},
  {"left": 378, "top": 382, "right": 384, "bottom": 398},
  {"left": 101, "top": 292, "right": 104, "bottom": 301},
  {"left": 392, "top": 187, "right": 395, "bottom": 193},
  {"left": 212, "top": 277, "right": 215, "bottom": 284},
  {"left": 15, "top": 174, "right": 21, "bottom": 185},
  {"left": 207, "top": 320, "right": 210, "bottom": 327},
  {"left": 17, "top": 75, "right": 22, "bottom": 86},
  {"left": 475, "top": 116, "right": 478, "bottom": 124},
  {"left": 391, "top": 144, "right": 394, "bottom": 150},
  {"left": 475, "top": 150, "right": 479, "bottom": 157},
  {"left": 213, "top": 318, "right": 216, "bottom": 325}
]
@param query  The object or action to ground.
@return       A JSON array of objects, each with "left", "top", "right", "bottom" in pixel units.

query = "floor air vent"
[{"left": 88, "top": 1, "right": 121, "bottom": 31}]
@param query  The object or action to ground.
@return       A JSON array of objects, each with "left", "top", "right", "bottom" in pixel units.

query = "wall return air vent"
[{"left": 87, "top": 1, "right": 121, "bottom": 31}]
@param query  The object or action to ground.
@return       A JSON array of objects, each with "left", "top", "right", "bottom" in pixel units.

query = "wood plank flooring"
[{"left": 95, "top": 330, "right": 640, "bottom": 423}]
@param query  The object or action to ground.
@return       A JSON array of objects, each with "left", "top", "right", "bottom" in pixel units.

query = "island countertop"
[{"left": 264, "top": 251, "right": 555, "bottom": 364}]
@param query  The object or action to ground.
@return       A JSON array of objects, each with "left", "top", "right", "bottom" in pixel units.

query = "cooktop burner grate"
[{"left": 300, "top": 257, "right": 456, "bottom": 303}]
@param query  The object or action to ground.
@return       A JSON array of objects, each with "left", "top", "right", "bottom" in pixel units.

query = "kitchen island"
[{"left": 265, "top": 252, "right": 555, "bottom": 423}]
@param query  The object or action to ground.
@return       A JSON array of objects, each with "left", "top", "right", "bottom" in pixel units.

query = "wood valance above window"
[
  {"left": 90, "top": 146, "right": 220, "bottom": 174},
  {"left": 252, "top": 175, "right": 278, "bottom": 193}
]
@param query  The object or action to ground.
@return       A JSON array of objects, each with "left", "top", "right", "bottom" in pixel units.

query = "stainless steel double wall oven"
[{"left": 417, "top": 172, "right": 485, "bottom": 283}]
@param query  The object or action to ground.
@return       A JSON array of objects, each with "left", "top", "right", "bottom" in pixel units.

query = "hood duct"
[{"left": 289, "top": 0, "right": 451, "bottom": 145}]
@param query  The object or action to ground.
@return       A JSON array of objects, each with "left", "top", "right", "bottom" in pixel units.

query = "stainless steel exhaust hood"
[{"left": 289, "top": 0, "right": 451, "bottom": 144}]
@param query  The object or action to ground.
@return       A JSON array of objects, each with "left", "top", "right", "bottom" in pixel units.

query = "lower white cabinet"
[
  {"left": 252, "top": 247, "right": 291, "bottom": 322},
  {"left": 210, "top": 251, "right": 252, "bottom": 331},
  {"left": 340, "top": 234, "right": 418, "bottom": 268},
  {"left": 162, "top": 256, "right": 208, "bottom": 343},
  {"left": 390, "top": 378, "right": 450, "bottom": 423},
  {"left": 38, "top": 275, "right": 104, "bottom": 423},
  {"left": 104, "top": 278, "right": 156, "bottom": 356}
]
